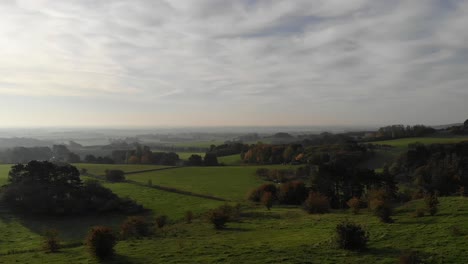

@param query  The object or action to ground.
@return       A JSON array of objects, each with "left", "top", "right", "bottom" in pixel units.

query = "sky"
[{"left": 0, "top": 0, "right": 467, "bottom": 127}]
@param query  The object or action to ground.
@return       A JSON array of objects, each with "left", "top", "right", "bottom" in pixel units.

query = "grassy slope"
[
  {"left": 100, "top": 181, "right": 224, "bottom": 219},
  {"left": 2, "top": 197, "right": 468, "bottom": 263},
  {"left": 218, "top": 154, "right": 243, "bottom": 165},
  {"left": 372, "top": 136, "right": 468, "bottom": 149},
  {"left": 124, "top": 165, "right": 293, "bottom": 201}
]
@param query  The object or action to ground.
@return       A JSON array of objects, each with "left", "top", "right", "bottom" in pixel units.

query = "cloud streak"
[{"left": 0, "top": 0, "right": 467, "bottom": 126}]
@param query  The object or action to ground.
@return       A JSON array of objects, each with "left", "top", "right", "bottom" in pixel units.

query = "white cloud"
[{"left": 0, "top": 0, "right": 467, "bottom": 126}]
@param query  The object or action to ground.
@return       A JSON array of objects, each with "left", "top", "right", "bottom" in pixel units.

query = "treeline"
[
  {"left": 0, "top": 145, "right": 81, "bottom": 164},
  {"left": 2, "top": 161, "right": 143, "bottom": 215},
  {"left": 390, "top": 141, "right": 468, "bottom": 195},
  {"left": 371, "top": 124, "right": 435, "bottom": 140},
  {"left": 111, "top": 145, "right": 180, "bottom": 166}
]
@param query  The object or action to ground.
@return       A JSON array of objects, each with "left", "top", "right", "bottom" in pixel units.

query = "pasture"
[
  {"left": 1, "top": 197, "right": 468, "bottom": 263},
  {"left": 123, "top": 165, "right": 292, "bottom": 201},
  {"left": 371, "top": 136, "right": 468, "bottom": 149}
]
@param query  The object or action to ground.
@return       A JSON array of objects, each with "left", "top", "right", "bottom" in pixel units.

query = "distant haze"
[{"left": 0, "top": 1, "right": 467, "bottom": 127}]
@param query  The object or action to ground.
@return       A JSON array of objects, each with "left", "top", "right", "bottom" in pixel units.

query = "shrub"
[
  {"left": 208, "top": 209, "right": 230, "bottom": 229},
  {"left": 335, "top": 221, "right": 369, "bottom": 251},
  {"left": 248, "top": 183, "right": 277, "bottom": 202},
  {"left": 42, "top": 229, "right": 60, "bottom": 253},
  {"left": 346, "top": 197, "right": 361, "bottom": 215},
  {"left": 120, "top": 216, "right": 151, "bottom": 239},
  {"left": 185, "top": 211, "right": 194, "bottom": 224},
  {"left": 105, "top": 170, "right": 125, "bottom": 182},
  {"left": 303, "top": 192, "right": 329, "bottom": 214},
  {"left": 261, "top": 192, "right": 274, "bottom": 210},
  {"left": 368, "top": 189, "right": 394, "bottom": 223},
  {"left": 370, "top": 199, "right": 394, "bottom": 223},
  {"left": 86, "top": 226, "right": 117, "bottom": 259},
  {"left": 155, "top": 215, "right": 168, "bottom": 228},
  {"left": 424, "top": 193, "right": 439, "bottom": 216}
]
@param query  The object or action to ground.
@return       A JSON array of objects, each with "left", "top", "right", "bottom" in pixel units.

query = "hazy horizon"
[{"left": 1, "top": 1, "right": 467, "bottom": 127}]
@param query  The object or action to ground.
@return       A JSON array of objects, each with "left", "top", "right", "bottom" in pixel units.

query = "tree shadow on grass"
[
  {"left": 94, "top": 253, "right": 140, "bottom": 264},
  {"left": 14, "top": 213, "right": 128, "bottom": 242},
  {"left": 241, "top": 211, "right": 281, "bottom": 220},
  {"left": 221, "top": 227, "right": 250, "bottom": 232}
]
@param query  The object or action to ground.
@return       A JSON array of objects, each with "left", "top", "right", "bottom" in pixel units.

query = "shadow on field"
[
  {"left": 98, "top": 254, "right": 139, "bottom": 264},
  {"left": 14, "top": 213, "right": 128, "bottom": 241},
  {"left": 241, "top": 211, "right": 281, "bottom": 220},
  {"left": 365, "top": 246, "right": 401, "bottom": 258}
]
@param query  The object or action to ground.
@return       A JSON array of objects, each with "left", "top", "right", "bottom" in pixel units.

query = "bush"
[
  {"left": 424, "top": 193, "right": 439, "bottom": 216},
  {"left": 346, "top": 197, "right": 361, "bottom": 215},
  {"left": 86, "top": 226, "right": 117, "bottom": 259},
  {"left": 155, "top": 215, "right": 168, "bottom": 228},
  {"left": 335, "top": 221, "right": 369, "bottom": 251},
  {"left": 42, "top": 229, "right": 60, "bottom": 253},
  {"left": 368, "top": 189, "right": 394, "bottom": 223},
  {"left": 303, "top": 192, "right": 329, "bottom": 214},
  {"left": 185, "top": 211, "right": 194, "bottom": 224},
  {"left": 120, "top": 216, "right": 151, "bottom": 239},
  {"left": 208, "top": 209, "right": 230, "bottom": 229},
  {"left": 247, "top": 183, "right": 277, "bottom": 202},
  {"left": 370, "top": 199, "right": 394, "bottom": 223},
  {"left": 105, "top": 170, "right": 125, "bottom": 182},
  {"left": 261, "top": 192, "right": 274, "bottom": 210}
]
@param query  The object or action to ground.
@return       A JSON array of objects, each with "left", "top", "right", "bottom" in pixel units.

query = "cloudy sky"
[{"left": 0, "top": 0, "right": 467, "bottom": 127}]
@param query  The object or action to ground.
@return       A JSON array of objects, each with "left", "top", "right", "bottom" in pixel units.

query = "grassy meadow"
[{"left": 1, "top": 197, "right": 468, "bottom": 263}]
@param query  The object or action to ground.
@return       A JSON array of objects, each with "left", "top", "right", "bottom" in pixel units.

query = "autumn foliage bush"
[
  {"left": 120, "top": 216, "right": 152, "bottom": 239},
  {"left": 42, "top": 229, "right": 60, "bottom": 253},
  {"left": 346, "top": 197, "right": 361, "bottom": 215},
  {"left": 303, "top": 192, "right": 329, "bottom": 214},
  {"left": 86, "top": 226, "right": 117, "bottom": 259}
]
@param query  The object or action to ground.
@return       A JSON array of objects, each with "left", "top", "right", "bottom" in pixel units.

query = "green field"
[
  {"left": 124, "top": 166, "right": 291, "bottom": 201},
  {"left": 100, "top": 181, "right": 224, "bottom": 219},
  {"left": 2, "top": 197, "right": 468, "bottom": 263},
  {"left": 372, "top": 136, "right": 468, "bottom": 149},
  {"left": 218, "top": 154, "right": 243, "bottom": 165},
  {"left": 0, "top": 164, "right": 11, "bottom": 185}
]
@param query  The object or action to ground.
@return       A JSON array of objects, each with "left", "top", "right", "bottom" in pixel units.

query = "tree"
[
  {"left": 66, "top": 152, "right": 81, "bottom": 163},
  {"left": 188, "top": 154, "right": 203, "bottom": 166},
  {"left": 86, "top": 226, "right": 117, "bottom": 259},
  {"left": 42, "top": 229, "right": 60, "bottom": 253},
  {"left": 303, "top": 191, "right": 329, "bottom": 214},
  {"left": 204, "top": 152, "right": 219, "bottom": 166},
  {"left": 424, "top": 192, "right": 439, "bottom": 216}
]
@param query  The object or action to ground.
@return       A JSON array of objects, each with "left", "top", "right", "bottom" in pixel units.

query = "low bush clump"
[
  {"left": 207, "top": 204, "right": 240, "bottom": 229},
  {"left": 346, "top": 197, "right": 361, "bottom": 215},
  {"left": 368, "top": 189, "right": 394, "bottom": 223},
  {"left": 424, "top": 192, "right": 439, "bottom": 216},
  {"left": 303, "top": 192, "right": 329, "bottom": 214},
  {"left": 155, "top": 215, "right": 168, "bottom": 228},
  {"left": 247, "top": 183, "right": 277, "bottom": 202},
  {"left": 120, "top": 216, "right": 152, "bottom": 239},
  {"left": 334, "top": 221, "right": 369, "bottom": 251},
  {"left": 185, "top": 211, "right": 194, "bottom": 223},
  {"left": 86, "top": 226, "right": 117, "bottom": 259},
  {"left": 42, "top": 229, "right": 60, "bottom": 253}
]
